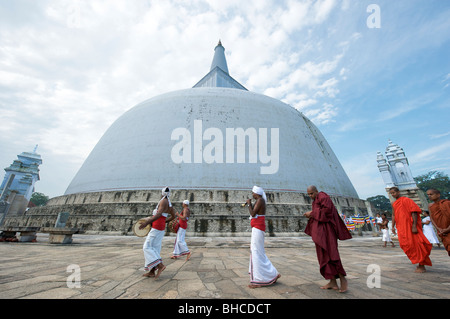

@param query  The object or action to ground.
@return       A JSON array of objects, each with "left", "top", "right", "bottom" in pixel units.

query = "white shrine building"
[
  {"left": 0, "top": 146, "right": 42, "bottom": 221},
  {"left": 377, "top": 140, "right": 428, "bottom": 210}
]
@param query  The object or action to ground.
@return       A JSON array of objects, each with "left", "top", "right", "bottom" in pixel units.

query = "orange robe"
[
  {"left": 393, "top": 197, "right": 432, "bottom": 266},
  {"left": 429, "top": 199, "right": 450, "bottom": 256}
]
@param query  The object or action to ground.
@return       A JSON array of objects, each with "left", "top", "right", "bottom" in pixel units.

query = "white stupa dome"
[{"left": 65, "top": 41, "right": 358, "bottom": 199}]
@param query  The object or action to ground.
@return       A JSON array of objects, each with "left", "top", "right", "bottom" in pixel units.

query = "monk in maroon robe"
[{"left": 304, "top": 186, "right": 352, "bottom": 293}]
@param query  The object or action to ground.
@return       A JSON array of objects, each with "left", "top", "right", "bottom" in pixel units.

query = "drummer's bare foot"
[
  {"left": 248, "top": 274, "right": 280, "bottom": 289},
  {"left": 185, "top": 252, "right": 192, "bottom": 261},
  {"left": 171, "top": 256, "right": 178, "bottom": 259},
  {"left": 248, "top": 284, "right": 261, "bottom": 289},
  {"left": 275, "top": 274, "right": 281, "bottom": 282},
  {"left": 154, "top": 264, "right": 166, "bottom": 280},
  {"left": 143, "top": 267, "right": 156, "bottom": 277},
  {"left": 142, "top": 271, "right": 155, "bottom": 278}
]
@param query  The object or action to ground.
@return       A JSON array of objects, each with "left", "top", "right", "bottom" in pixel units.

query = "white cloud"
[
  {"left": 313, "top": 0, "right": 337, "bottom": 24},
  {"left": 1, "top": 0, "right": 448, "bottom": 199},
  {"left": 430, "top": 131, "right": 450, "bottom": 139},
  {"left": 409, "top": 141, "right": 450, "bottom": 164},
  {"left": 304, "top": 102, "right": 338, "bottom": 125}
]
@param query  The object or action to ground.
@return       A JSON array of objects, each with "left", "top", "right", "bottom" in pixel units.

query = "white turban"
[
  {"left": 162, "top": 187, "right": 172, "bottom": 207},
  {"left": 252, "top": 186, "right": 267, "bottom": 202},
  {"left": 183, "top": 200, "right": 189, "bottom": 205},
  {"left": 162, "top": 187, "right": 170, "bottom": 196}
]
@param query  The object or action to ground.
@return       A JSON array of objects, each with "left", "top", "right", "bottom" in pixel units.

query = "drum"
[
  {"left": 168, "top": 219, "right": 179, "bottom": 233},
  {"left": 133, "top": 218, "right": 151, "bottom": 237}
]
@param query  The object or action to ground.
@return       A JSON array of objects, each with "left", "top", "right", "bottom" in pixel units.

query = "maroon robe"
[{"left": 304, "top": 192, "right": 352, "bottom": 279}]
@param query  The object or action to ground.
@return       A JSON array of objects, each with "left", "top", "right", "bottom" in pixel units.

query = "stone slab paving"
[{"left": 0, "top": 233, "right": 449, "bottom": 302}]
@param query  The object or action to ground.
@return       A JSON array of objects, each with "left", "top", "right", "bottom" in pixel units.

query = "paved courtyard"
[{"left": 0, "top": 233, "right": 449, "bottom": 302}]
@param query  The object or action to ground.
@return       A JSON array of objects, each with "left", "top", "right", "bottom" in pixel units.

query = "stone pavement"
[{"left": 0, "top": 233, "right": 449, "bottom": 300}]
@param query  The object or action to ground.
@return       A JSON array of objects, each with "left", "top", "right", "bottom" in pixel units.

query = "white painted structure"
[
  {"left": 377, "top": 139, "right": 429, "bottom": 210},
  {"left": 65, "top": 42, "right": 358, "bottom": 199},
  {"left": 1, "top": 146, "right": 42, "bottom": 202},
  {"left": 377, "top": 139, "right": 417, "bottom": 190}
]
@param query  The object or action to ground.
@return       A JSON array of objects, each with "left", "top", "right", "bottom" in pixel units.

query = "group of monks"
[
  {"left": 388, "top": 187, "right": 450, "bottom": 273},
  {"left": 304, "top": 185, "right": 449, "bottom": 293}
]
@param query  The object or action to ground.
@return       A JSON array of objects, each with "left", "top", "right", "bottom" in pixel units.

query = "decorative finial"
[
  {"left": 217, "top": 39, "right": 222, "bottom": 46},
  {"left": 33, "top": 144, "right": 38, "bottom": 153}
]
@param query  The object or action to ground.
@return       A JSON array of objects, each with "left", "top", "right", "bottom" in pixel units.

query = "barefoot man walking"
[
  {"left": 171, "top": 199, "right": 192, "bottom": 261},
  {"left": 140, "top": 187, "right": 175, "bottom": 279},
  {"left": 246, "top": 186, "right": 281, "bottom": 288},
  {"left": 304, "top": 185, "right": 352, "bottom": 293},
  {"left": 390, "top": 187, "right": 432, "bottom": 273}
]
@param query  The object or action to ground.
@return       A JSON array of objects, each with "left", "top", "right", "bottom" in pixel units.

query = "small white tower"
[
  {"left": 0, "top": 146, "right": 42, "bottom": 217},
  {"left": 377, "top": 140, "right": 428, "bottom": 210},
  {"left": 376, "top": 151, "right": 395, "bottom": 189}
]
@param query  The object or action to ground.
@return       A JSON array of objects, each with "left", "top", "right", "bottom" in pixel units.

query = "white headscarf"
[
  {"left": 252, "top": 186, "right": 267, "bottom": 202},
  {"left": 162, "top": 187, "right": 170, "bottom": 196},
  {"left": 161, "top": 187, "right": 172, "bottom": 207},
  {"left": 183, "top": 200, "right": 189, "bottom": 205}
]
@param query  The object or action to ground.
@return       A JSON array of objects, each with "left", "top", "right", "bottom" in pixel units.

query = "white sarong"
[
  {"left": 143, "top": 228, "right": 165, "bottom": 270},
  {"left": 173, "top": 227, "right": 190, "bottom": 257},
  {"left": 422, "top": 216, "right": 440, "bottom": 244},
  {"left": 381, "top": 228, "right": 392, "bottom": 242},
  {"left": 249, "top": 227, "right": 279, "bottom": 286}
]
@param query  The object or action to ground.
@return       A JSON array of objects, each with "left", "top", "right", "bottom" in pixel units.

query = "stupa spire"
[
  {"left": 210, "top": 39, "right": 229, "bottom": 74},
  {"left": 193, "top": 40, "right": 247, "bottom": 90}
]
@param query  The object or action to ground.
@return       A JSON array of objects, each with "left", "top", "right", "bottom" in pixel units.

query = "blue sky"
[{"left": 0, "top": 0, "right": 449, "bottom": 200}]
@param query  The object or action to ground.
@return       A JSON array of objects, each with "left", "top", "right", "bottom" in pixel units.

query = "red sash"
[
  {"left": 152, "top": 216, "right": 167, "bottom": 231},
  {"left": 251, "top": 215, "right": 266, "bottom": 232},
  {"left": 178, "top": 217, "right": 188, "bottom": 229}
]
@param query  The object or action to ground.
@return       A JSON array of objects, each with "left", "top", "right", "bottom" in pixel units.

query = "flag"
[
  {"left": 366, "top": 216, "right": 376, "bottom": 226},
  {"left": 346, "top": 221, "right": 355, "bottom": 230},
  {"left": 353, "top": 216, "right": 365, "bottom": 225}
]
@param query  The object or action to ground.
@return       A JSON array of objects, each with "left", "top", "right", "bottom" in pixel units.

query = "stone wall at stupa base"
[{"left": 2, "top": 189, "right": 370, "bottom": 237}]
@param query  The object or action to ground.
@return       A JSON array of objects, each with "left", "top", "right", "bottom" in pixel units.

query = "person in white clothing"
[
  {"left": 246, "top": 186, "right": 280, "bottom": 288},
  {"left": 375, "top": 213, "right": 383, "bottom": 232},
  {"left": 378, "top": 213, "right": 395, "bottom": 247},
  {"left": 422, "top": 211, "right": 441, "bottom": 248},
  {"left": 140, "top": 187, "right": 175, "bottom": 279},
  {"left": 171, "top": 200, "right": 192, "bottom": 260}
]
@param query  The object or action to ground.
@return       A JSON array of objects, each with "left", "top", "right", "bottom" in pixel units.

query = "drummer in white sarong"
[
  {"left": 171, "top": 200, "right": 192, "bottom": 260},
  {"left": 246, "top": 186, "right": 281, "bottom": 288},
  {"left": 140, "top": 187, "right": 175, "bottom": 279}
]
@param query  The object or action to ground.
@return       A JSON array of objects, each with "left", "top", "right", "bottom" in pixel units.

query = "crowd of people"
[{"left": 137, "top": 185, "right": 449, "bottom": 292}]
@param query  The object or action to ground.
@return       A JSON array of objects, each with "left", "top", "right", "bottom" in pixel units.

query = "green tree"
[
  {"left": 366, "top": 195, "right": 392, "bottom": 214},
  {"left": 30, "top": 192, "right": 49, "bottom": 206},
  {"left": 414, "top": 171, "right": 450, "bottom": 200}
]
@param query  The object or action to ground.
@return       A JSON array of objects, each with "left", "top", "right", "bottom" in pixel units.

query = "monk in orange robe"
[
  {"left": 304, "top": 186, "right": 352, "bottom": 293},
  {"left": 426, "top": 188, "right": 450, "bottom": 256},
  {"left": 389, "top": 187, "right": 432, "bottom": 273}
]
